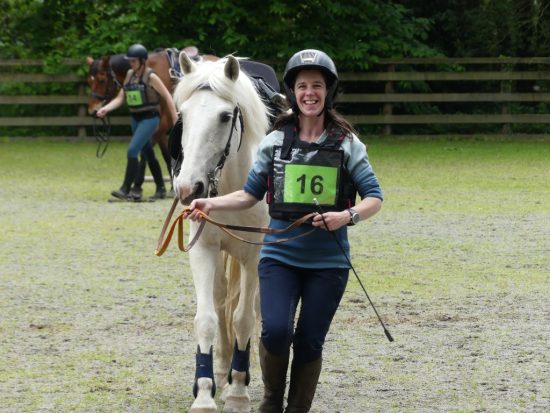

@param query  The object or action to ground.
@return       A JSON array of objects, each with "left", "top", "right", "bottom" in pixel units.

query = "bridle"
[
  {"left": 89, "top": 59, "right": 122, "bottom": 158},
  {"left": 90, "top": 61, "right": 122, "bottom": 102},
  {"left": 206, "top": 105, "right": 244, "bottom": 197},
  {"left": 170, "top": 89, "right": 244, "bottom": 198}
]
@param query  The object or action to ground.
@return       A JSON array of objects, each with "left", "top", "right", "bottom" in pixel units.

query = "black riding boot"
[
  {"left": 285, "top": 357, "right": 322, "bottom": 413},
  {"left": 258, "top": 341, "right": 290, "bottom": 413},
  {"left": 129, "top": 157, "right": 146, "bottom": 201},
  {"left": 111, "top": 157, "right": 139, "bottom": 200},
  {"left": 148, "top": 157, "right": 167, "bottom": 200}
]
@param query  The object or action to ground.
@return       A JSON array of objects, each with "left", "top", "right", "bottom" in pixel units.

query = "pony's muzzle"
[{"left": 176, "top": 180, "right": 208, "bottom": 205}]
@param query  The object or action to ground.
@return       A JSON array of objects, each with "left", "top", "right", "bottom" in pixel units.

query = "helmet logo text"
[{"left": 299, "top": 51, "right": 317, "bottom": 64}]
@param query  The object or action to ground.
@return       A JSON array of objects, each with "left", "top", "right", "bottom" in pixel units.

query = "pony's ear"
[
  {"left": 180, "top": 51, "right": 196, "bottom": 75},
  {"left": 224, "top": 56, "right": 240, "bottom": 82},
  {"left": 86, "top": 56, "right": 94, "bottom": 66}
]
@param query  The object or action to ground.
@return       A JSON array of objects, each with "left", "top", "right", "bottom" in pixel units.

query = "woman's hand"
[
  {"left": 96, "top": 107, "right": 108, "bottom": 118},
  {"left": 187, "top": 198, "right": 213, "bottom": 221},
  {"left": 311, "top": 211, "right": 349, "bottom": 231}
]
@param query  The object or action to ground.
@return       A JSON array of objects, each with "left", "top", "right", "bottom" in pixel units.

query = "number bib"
[
  {"left": 269, "top": 145, "right": 352, "bottom": 221},
  {"left": 283, "top": 164, "right": 338, "bottom": 205},
  {"left": 124, "top": 84, "right": 146, "bottom": 107}
]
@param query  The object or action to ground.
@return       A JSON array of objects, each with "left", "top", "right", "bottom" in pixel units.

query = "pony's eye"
[{"left": 219, "top": 112, "right": 232, "bottom": 123}]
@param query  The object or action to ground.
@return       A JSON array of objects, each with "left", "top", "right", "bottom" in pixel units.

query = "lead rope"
[
  {"left": 93, "top": 114, "right": 111, "bottom": 158},
  {"left": 155, "top": 198, "right": 317, "bottom": 256}
]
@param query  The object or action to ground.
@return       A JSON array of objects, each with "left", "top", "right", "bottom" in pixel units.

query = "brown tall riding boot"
[
  {"left": 285, "top": 357, "right": 322, "bottom": 413},
  {"left": 258, "top": 341, "right": 290, "bottom": 413}
]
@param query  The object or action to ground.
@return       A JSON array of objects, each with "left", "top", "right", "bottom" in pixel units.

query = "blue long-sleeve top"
[{"left": 243, "top": 128, "right": 383, "bottom": 269}]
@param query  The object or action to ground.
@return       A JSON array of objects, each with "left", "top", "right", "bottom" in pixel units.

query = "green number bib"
[
  {"left": 283, "top": 164, "right": 338, "bottom": 205},
  {"left": 126, "top": 89, "right": 144, "bottom": 107}
]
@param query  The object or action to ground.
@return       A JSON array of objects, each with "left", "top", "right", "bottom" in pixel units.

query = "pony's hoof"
[
  {"left": 222, "top": 370, "right": 251, "bottom": 413},
  {"left": 222, "top": 396, "right": 251, "bottom": 413},
  {"left": 190, "top": 378, "right": 218, "bottom": 413}
]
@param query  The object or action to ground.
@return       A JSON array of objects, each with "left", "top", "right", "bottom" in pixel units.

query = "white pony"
[{"left": 172, "top": 53, "right": 270, "bottom": 412}]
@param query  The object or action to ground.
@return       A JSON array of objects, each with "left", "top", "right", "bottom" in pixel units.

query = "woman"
[
  {"left": 97, "top": 44, "right": 177, "bottom": 201},
  {"left": 187, "top": 49, "right": 383, "bottom": 412}
]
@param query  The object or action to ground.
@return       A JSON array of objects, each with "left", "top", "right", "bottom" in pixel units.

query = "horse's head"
[
  {"left": 171, "top": 53, "right": 270, "bottom": 205},
  {"left": 86, "top": 55, "right": 120, "bottom": 115}
]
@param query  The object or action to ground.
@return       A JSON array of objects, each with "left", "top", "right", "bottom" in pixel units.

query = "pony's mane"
[{"left": 173, "top": 57, "right": 270, "bottom": 145}]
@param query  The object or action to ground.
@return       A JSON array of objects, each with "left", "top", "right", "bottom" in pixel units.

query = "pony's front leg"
[
  {"left": 222, "top": 256, "right": 259, "bottom": 413},
  {"left": 189, "top": 246, "right": 223, "bottom": 413}
]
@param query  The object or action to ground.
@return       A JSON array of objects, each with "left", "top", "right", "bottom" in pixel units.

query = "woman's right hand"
[
  {"left": 95, "top": 107, "right": 108, "bottom": 118},
  {"left": 187, "top": 198, "right": 213, "bottom": 221}
]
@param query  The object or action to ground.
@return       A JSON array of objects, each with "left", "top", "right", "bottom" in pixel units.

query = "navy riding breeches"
[{"left": 258, "top": 257, "right": 349, "bottom": 363}]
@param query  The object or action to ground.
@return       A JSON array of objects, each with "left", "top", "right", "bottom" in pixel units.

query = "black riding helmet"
[
  {"left": 125, "top": 44, "right": 148, "bottom": 61},
  {"left": 283, "top": 49, "right": 338, "bottom": 110}
]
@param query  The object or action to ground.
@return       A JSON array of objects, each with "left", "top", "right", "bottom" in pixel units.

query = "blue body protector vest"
[{"left": 267, "top": 123, "right": 357, "bottom": 221}]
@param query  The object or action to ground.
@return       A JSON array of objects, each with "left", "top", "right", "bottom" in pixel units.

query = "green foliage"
[
  {"left": 395, "top": 0, "right": 550, "bottom": 57},
  {"left": 0, "top": 0, "right": 434, "bottom": 70}
]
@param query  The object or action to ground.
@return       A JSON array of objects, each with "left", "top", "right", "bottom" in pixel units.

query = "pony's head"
[
  {"left": 172, "top": 53, "right": 270, "bottom": 204},
  {"left": 86, "top": 55, "right": 129, "bottom": 115},
  {"left": 86, "top": 56, "right": 116, "bottom": 115}
]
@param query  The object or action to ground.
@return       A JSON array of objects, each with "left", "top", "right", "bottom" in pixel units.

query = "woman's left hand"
[{"left": 311, "top": 211, "right": 349, "bottom": 231}]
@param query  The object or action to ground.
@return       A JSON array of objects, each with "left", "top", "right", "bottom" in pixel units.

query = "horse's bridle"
[
  {"left": 90, "top": 63, "right": 121, "bottom": 102},
  {"left": 90, "top": 60, "right": 121, "bottom": 158},
  {"left": 206, "top": 105, "right": 244, "bottom": 197},
  {"left": 171, "top": 97, "right": 244, "bottom": 198}
]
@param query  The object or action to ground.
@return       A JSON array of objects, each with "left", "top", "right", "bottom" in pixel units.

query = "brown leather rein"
[{"left": 155, "top": 198, "right": 317, "bottom": 256}]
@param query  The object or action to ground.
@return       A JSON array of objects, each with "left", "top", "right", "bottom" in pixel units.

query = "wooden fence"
[
  {"left": 1, "top": 57, "right": 550, "bottom": 137},
  {"left": 337, "top": 57, "right": 550, "bottom": 134},
  {"left": 0, "top": 58, "right": 129, "bottom": 139}
]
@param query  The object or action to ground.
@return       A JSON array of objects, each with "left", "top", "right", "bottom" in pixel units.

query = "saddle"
[
  {"left": 166, "top": 46, "right": 206, "bottom": 80},
  {"left": 239, "top": 60, "right": 285, "bottom": 123}
]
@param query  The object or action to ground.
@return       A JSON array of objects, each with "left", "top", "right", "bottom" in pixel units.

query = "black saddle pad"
[{"left": 240, "top": 60, "right": 280, "bottom": 93}]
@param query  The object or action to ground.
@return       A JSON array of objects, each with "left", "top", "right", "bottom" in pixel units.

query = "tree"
[
  {"left": 0, "top": 0, "right": 434, "bottom": 70},
  {"left": 395, "top": 0, "right": 550, "bottom": 56}
]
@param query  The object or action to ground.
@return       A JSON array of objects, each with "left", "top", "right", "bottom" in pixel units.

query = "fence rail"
[{"left": 1, "top": 57, "right": 550, "bottom": 137}]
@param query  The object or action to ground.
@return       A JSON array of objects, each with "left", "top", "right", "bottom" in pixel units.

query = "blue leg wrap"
[
  {"left": 228, "top": 339, "right": 251, "bottom": 386},
  {"left": 193, "top": 345, "right": 216, "bottom": 398}
]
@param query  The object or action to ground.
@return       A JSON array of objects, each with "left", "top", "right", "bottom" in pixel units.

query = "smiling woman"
[
  {"left": 293, "top": 70, "right": 327, "bottom": 127},
  {"left": 187, "top": 49, "right": 383, "bottom": 413}
]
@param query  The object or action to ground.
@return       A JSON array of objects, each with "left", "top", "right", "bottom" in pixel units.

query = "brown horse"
[{"left": 86, "top": 47, "right": 218, "bottom": 170}]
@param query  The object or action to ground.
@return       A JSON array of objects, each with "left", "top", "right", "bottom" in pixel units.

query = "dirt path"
[{"left": 1, "top": 140, "right": 549, "bottom": 412}]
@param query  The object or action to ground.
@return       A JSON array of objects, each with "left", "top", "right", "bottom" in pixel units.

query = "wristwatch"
[{"left": 347, "top": 208, "right": 360, "bottom": 225}]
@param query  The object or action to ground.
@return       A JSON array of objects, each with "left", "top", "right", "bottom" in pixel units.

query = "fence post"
[
  {"left": 78, "top": 83, "right": 87, "bottom": 138},
  {"left": 500, "top": 63, "right": 513, "bottom": 134},
  {"left": 382, "top": 64, "right": 395, "bottom": 135}
]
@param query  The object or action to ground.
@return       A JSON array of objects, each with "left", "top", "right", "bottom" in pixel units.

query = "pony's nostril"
[{"left": 194, "top": 182, "right": 204, "bottom": 197}]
